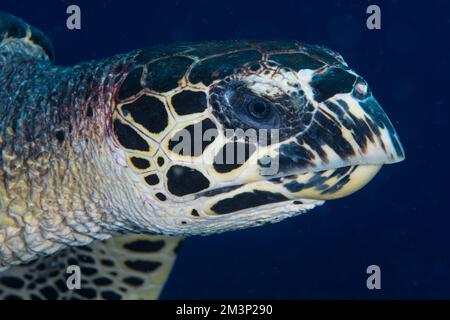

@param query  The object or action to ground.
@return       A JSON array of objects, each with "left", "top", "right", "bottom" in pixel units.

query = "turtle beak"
[
  {"left": 271, "top": 92, "right": 405, "bottom": 200},
  {"left": 277, "top": 93, "right": 405, "bottom": 174}
]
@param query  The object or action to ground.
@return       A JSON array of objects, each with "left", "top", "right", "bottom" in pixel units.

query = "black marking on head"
[
  {"left": 134, "top": 45, "right": 190, "bottom": 64},
  {"left": 168, "top": 118, "right": 218, "bottom": 157},
  {"left": 285, "top": 167, "right": 355, "bottom": 194},
  {"left": 321, "top": 174, "right": 351, "bottom": 195},
  {"left": 189, "top": 50, "right": 262, "bottom": 86},
  {"left": 145, "top": 56, "right": 193, "bottom": 92},
  {"left": 303, "top": 45, "right": 342, "bottom": 65},
  {"left": 157, "top": 157, "right": 165, "bottom": 167},
  {"left": 269, "top": 176, "right": 283, "bottom": 184},
  {"left": 359, "top": 97, "right": 404, "bottom": 158},
  {"left": 196, "top": 184, "right": 243, "bottom": 198},
  {"left": 325, "top": 101, "right": 374, "bottom": 152},
  {"left": 211, "top": 190, "right": 289, "bottom": 215},
  {"left": 124, "top": 260, "right": 162, "bottom": 273},
  {"left": 275, "top": 141, "right": 316, "bottom": 174},
  {"left": 284, "top": 171, "right": 330, "bottom": 193},
  {"left": 171, "top": 90, "right": 207, "bottom": 116},
  {"left": 249, "top": 63, "right": 263, "bottom": 72},
  {"left": 213, "top": 142, "right": 256, "bottom": 173},
  {"left": 135, "top": 49, "right": 159, "bottom": 65},
  {"left": 167, "top": 165, "right": 210, "bottom": 196},
  {"left": 130, "top": 157, "right": 151, "bottom": 170},
  {"left": 310, "top": 67, "right": 356, "bottom": 102},
  {"left": 118, "top": 67, "right": 143, "bottom": 100},
  {"left": 124, "top": 239, "right": 165, "bottom": 253},
  {"left": 329, "top": 166, "right": 353, "bottom": 179},
  {"left": 269, "top": 53, "right": 324, "bottom": 71},
  {"left": 113, "top": 119, "right": 149, "bottom": 152},
  {"left": 325, "top": 100, "right": 345, "bottom": 118},
  {"left": 293, "top": 109, "right": 355, "bottom": 162},
  {"left": 191, "top": 209, "right": 200, "bottom": 217},
  {"left": 155, "top": 193, "right": 167, "bottom": 201},
  {"left": 122, "top": 95, "right": 168, "bottom": 134},
  {"left": 144, "top": 174, "right": 160, "bottom": 186}
]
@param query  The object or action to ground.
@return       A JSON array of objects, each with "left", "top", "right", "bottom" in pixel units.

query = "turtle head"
[{"left": 110, "top": 41, "right": 404, "bottom": 235}]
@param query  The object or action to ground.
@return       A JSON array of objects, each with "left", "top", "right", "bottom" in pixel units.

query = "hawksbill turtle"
[{"left": 0, "top": 11, "right": 404, "bottom": 300}]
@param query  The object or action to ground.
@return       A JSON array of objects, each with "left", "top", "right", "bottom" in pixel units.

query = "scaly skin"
[{"left": 0, "top": 39, "right": 143, "bottom": 270}]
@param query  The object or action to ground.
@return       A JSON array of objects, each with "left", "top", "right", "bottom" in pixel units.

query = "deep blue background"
[{"left": 2, "top": 0, "right": 449, "bottom": 299}]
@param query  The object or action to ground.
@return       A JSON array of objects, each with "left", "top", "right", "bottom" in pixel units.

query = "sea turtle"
[{"left": 0, "top": 11, "right": 404, "bottom": 299}]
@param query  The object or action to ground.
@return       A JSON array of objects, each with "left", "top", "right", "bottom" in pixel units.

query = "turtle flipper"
[
  {"left": 0, "top": 11, "right": 54, "bottom": 62},
  {"left": 0, "top": 235, "right": 183, "bottom": 300}
]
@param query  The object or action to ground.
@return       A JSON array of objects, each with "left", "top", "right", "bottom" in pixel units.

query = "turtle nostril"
[
  {"left": 355, "top": 83, "right": 367, "bottom": 96},
  {"left": 353, "top": 78, "right": 370, "bottom": 99}
]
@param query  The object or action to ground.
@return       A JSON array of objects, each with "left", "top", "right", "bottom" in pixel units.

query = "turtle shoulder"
[{"left": 0, "top": 11, "right": 54, "bottom": 63}]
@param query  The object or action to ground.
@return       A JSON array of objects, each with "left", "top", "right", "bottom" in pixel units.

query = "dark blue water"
[{"left": 3, "top": 0, "right": 449, "bottom": 299}]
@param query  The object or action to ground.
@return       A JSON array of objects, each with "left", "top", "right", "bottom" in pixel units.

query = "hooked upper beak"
[
  {"left": 271, "top": 93, "right": 405, "bottom": 200},
  {"left": 277, "top": 94, "right": 405, "bottom": 176}
]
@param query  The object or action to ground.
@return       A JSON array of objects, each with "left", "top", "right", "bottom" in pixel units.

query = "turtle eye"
[
  {"left": 237, "top": 96, "right": 280, "bottom": 129},
  {"left": 220, "top": 82, "right": 281, "bottom": 129},
  {"left": 247, "top": 100, "right": 271, "bottom": 120}
]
